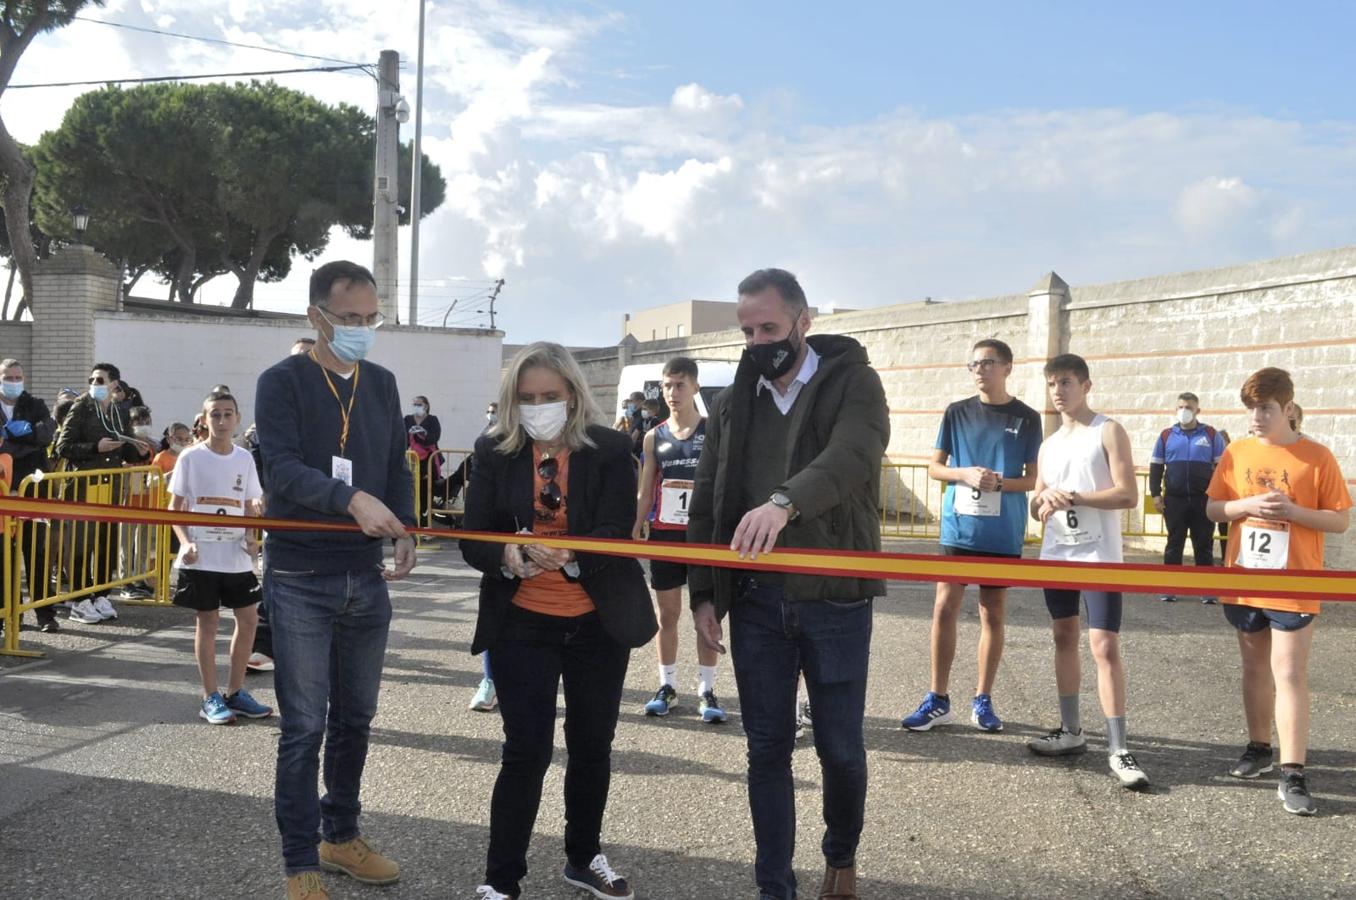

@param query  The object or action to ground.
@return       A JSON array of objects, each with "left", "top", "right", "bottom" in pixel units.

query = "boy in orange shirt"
[{"left": 1206, "top": 367, "right": 1351, "bottom": 816}]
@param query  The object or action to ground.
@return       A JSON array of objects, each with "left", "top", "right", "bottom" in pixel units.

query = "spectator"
[
  {"left": 1290, "top": 403, "right": 1304, "bottom": 433},
  {"left": 0, "top": 358, "right": 59, "bottom": 633},
  {"left": 154, "top": 423, "right": 193, "bottom": 470},
  {"left": 290, "top": 336, "right": 316, "bottom": 356},
  {"left": 1149, "top": 392, "right": 1226, "bottom": 603},
  {"left": 53, "top": 362, "right": 153, "bottom": 624},
  {"left": 440, "top": 401, "right": 497, "bottom": 510},
  {"left": 404, "top": 394, "right": 441, "bottom": 525},
  {"left": 119, "top": 406, "right": 160, "bottom": 599}
]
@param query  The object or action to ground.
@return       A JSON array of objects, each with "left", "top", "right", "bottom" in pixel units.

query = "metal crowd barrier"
[
  {"left": 879, "top": 462, "right": 1172, "bottom": 544},
  {"left": 3, "top": 465, "right": 171, "bottom": 658},
  {"left": 406, "top": 448, "right": 473, "bottom": 534}
]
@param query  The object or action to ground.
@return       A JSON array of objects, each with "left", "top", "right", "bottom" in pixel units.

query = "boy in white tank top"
[{"left": 1027, "top": 354, "right": 1149, "bottom": 790}]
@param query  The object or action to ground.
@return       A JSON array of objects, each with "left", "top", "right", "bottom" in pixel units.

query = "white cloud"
[{"left": 1176, "top": 176, "right": 1260, "bottom": 236}]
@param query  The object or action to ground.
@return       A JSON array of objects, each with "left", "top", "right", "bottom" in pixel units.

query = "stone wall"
[
  {"left": 577, "top": 245, "right": 1356, "bottom": 566},
  {"left": 0, "top": 321, "right": 32, "bottom": 369}
]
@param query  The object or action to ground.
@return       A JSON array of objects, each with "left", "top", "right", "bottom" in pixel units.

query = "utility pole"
[
  {"left": 488, "top": 278, "right": 504, "bottom": 330},
  {"left": 408, "top": 1, "right": 427, "bottom": 325},
  {"left": 373, "top": 49, "right": 402, "bottom": 324}
]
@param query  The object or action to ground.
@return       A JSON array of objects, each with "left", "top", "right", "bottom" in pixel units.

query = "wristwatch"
[{"left": 770, "top": 491, "right": 799, "bottom": 520}]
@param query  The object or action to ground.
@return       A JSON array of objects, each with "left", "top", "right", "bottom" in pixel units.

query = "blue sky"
[{"left": 5, "top": 1, "right": 1355, "bottom": 342}]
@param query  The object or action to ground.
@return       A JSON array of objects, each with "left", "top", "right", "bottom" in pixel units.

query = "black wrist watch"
[{"left": 770, "top": 491, "right": 799, "bottom": 521}]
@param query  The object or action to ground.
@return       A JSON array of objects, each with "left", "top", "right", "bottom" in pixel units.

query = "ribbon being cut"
[{"left": 2, "top": 492, "right": 1354, "bottom": 604}]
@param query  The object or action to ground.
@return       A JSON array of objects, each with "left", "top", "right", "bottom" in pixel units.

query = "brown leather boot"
[{"left": 819, "top": 863, "right": 858, "bottom": 899}]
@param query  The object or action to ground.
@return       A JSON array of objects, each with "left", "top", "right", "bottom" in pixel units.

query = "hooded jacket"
[{"left": 687, "top": 333, "right": 890, "bottom": 618}]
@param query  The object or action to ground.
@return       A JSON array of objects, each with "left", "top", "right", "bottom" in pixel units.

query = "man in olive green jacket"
[{"left": 687, "top": 268, "right": 888, "bottom": 900}]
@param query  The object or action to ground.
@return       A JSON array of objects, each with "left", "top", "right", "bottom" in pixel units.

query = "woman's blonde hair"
[{"left": 490, "top": 341, "right": 602, "bottom": 455}]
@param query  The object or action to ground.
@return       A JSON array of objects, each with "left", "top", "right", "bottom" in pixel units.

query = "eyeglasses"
[
  {"left": 537, "top": 456, "right": 563, "bottom": 517},
  {"left": 318, "top": 307, "right": 386, "bottom": 329},
  {"left": 88, "top": 376, "right": 107, "bottom": 385},
  {"left": 966, "top": 359, "right": 1002, "bottom": 372}
]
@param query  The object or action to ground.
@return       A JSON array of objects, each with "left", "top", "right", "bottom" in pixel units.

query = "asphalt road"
[{"left": 3, "top": 541, "right": 1355, "bottom": 899}]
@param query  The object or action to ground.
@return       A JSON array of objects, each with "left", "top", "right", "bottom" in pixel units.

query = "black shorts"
[
  {"left": 647, "top": 528, "right": 689, "bottom": 591},
  {"left": 1043, "top": 589, "right": 1123, "bottom": 633},
  {"left": 1223, "top": 603, "right": 1315, "bottom": 633},
  {"left": 173, "top": 569, "right": 261, "bottom": 612},
  {"left": 940, "top": 544, "right": 1022, "bottom": 591}
]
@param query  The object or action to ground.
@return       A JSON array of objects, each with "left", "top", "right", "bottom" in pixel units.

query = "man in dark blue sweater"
[{"left": 255, "top": 260, "right": 416, "bottom": 900}]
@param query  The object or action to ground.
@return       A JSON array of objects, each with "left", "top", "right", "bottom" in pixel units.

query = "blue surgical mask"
[
  {"left": 1, "top": 380, "right": 22, "bottom": 400},
  {"left": 318, "top": 308, "right": 376, "bottom": 363},
  {"left": 90, "top": 384, "right": 110, "bottom": 402}
]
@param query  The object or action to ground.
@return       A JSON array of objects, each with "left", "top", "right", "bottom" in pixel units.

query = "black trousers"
[
  {"left": 1163, "top": 494, "right": 1215, "bottom": 567},
  {"left": 484, "top": 605, "right": 630, "bottom": 897}
]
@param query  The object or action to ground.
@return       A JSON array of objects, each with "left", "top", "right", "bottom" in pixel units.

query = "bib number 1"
[{"left": 658, "top": 478, "right": 693, "bottom": 526}]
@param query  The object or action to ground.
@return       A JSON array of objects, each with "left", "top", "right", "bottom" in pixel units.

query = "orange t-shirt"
[
  {"left": 511, "top": 450, "right": 595, "bottom": 618},
  {"left": 1206, "top": 436, "right": 1352, "bottom": 614},
  {"left": 152, "top": 449, "right": 179, "bottom": 475}
]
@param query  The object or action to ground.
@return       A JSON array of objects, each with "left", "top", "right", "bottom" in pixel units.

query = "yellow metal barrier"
[
  {"left": 3, "top": 465, "right": 171, "bottom": 658},
  {"left": 879, "top": 463, "right": 1171, "bottom": 545},
  {"left": 406, "top": 447, "right": 473, "bottom": 535}
]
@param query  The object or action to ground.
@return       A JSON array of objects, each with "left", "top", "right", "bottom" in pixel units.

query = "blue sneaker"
[
  {"left": 698, "top": 690, "right": 727, "bottom": 724},
  {"left": 199, "top": 691, "right": 236, "bottom": 725},
  {"left": 902, "top": 691, "right": 952, "bottom": 731},
  {"left": 224, "top": 688, "right": 273, "bottom": 719},
  {"left": 970, "top": 694, "right": 1003, "bottom": 732},
  {"left": 644, "top": 684, "right": 677, "bottom": 717}
]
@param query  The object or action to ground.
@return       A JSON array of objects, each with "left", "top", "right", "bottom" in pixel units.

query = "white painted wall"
[{"left": 94, "top": 312, "right": 502, "bottom": 451}]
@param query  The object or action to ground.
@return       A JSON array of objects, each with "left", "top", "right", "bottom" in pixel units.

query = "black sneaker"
[
  {"left": 1201, "top": 596, "right": 1219, "bottom": 605},
  {"left": 1159, "top": 595, "right": 1177, "bottom": 603},
  {"left": 563, "top": 854, "right": 633, "bottom": 899},
  {"left": 1278, "top": 770, "right": 1317, "bottom": 816},
  {"left": 1229, "top": 742, "right": 1274, "bottom": 779},
  {"left": 39, "top": 619, "right": 62, "bottom": 633}
]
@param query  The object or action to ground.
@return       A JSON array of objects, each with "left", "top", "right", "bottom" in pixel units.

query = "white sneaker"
[
  {"left": 1109, "top": 751, "right": 1150, "bottom": 790},
  {"left": 1027, "top": 726, "right": 1087, "bottom": 756},
  {"left": 474, "top": 886, "right": 510, "bottom": 900},
  {"left": 246, "top": 652, "right": 275, "bottom": 673},
  {"left": 69, "top": 598, "right": 103, "bottom": 624},
  {"left": 93, "top": 596, "right": 118, "bottom": 620}
]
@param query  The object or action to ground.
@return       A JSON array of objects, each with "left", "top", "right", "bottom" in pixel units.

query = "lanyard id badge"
[
  {"left": 332, "top": 456, "right": 353, "bottom": 486},
  {"left": 954, "top": 486, "right": 1001, "bottom": 517},
  {"left": 1238, "top": 518, "right": 1290, "bottom": 569}
]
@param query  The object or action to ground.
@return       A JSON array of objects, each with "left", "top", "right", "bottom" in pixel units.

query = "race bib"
[
  {"left": 1238, "top": 519, "right": 1290, "bottom": 569},
  {"left": 658, "top": 478, "right": 693, "bottom": 526},
  {"left": 1047, "top": 505, "right": 1103, "bottom": 547},
  {"left": 193, "top": 501, "right": 245, "bottom": 543},
  {"left": 332, "top": 456, "right": 353, "bottom": 486},
  {"left": 954, "top": 486, "right": 1001, "bottom": 517}
]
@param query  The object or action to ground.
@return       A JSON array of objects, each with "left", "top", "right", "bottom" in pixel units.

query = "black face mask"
[{"left": 746, "top": 326, "right": 801, "bottom": 381}]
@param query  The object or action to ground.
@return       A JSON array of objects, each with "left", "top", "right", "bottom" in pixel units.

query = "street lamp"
[{"left": 71, "top": 204, "right": 90, "bottom": 242}]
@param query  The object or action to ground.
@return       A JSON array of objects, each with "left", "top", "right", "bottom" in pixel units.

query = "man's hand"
[
  {"left": 1152, "top": 495, "right": 1164, "bottom": 515},
  {"left": 244, "top": 535, "right": 261, "bottom": 557},
  {"left": 384, "top": 535, "right": 417, "bottom": 581},
  {"left": 182, "top": 542, "right": 199, "bottom": 565},
  {"left": 731, "top": 501, "right": 790, "bottom": 560},
  {"left": 962, "top": 467, "right": 998, "bottom": 491},
  {"left": 347, "top": 491, "right": 408, "bottom": 540},
  {"left": 631, "top": 521, "right": 644, "bottom": 541},
  {"left": 693, "top": 601, "right": 726, "bottom": 655},
  {"left": 524, "top": 542, "right": 571, "bottom": 571},
  {"left": 97, "top": 437, "right": 123, "bottom": 454}
]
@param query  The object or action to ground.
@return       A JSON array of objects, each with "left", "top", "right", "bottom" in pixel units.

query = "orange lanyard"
[{"left": 310, "top": 350, "right": 360, "bottom": 457}]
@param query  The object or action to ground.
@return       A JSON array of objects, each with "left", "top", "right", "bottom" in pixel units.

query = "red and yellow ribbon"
[{"left": 2, "top": 494, "right": 1354, "bottom": 602}]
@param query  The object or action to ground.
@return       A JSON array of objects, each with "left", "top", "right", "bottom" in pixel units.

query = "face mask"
[
  {"left": 641, "top": 410, "right": 653, "bottom": 420},
  {"left": 1177, "top": 408, "right": 1196, "bottom": 426},
  {"left": 625, "top": 403, "right": 636, "bottom": 414},
  {"left": 746, "top": 325, "right": 801, "bottom": 381},
  {"left": 134, "top": 425, "right": 153, "bottom": 437},
  {"left": 411, "top": 404, "right": 426, "bottom": 417},
  {"left": 318, "top": 308, "right": 376, "bottom": 363},
  {"left": 486, "top": 412, "right": 498, "bottom": 424},
  {"left": 90, "top": 384, "right": 110, "bottom": 402},
  {"left": 520, "top": 401, "right": 569, "bottom": 442},
  {"left": 1, "top": 380, "right": 22, "bottom": 400},
  {"left": 171, "top": 442, "right": 189, "bottom": 453}
]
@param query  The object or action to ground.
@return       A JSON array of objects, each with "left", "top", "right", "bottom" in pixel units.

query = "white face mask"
[
  {"left": 1177, "top": 407, "right": 1196, "bottom": 426},
  {"left": 135, "top": 424, "right": 153, "bottom": 437},
  {"left": 519, "top": 401, "right": 569, "bottom": 442},
  {"left": 411, "top": 404, "right": 426, "bottom": 417}
]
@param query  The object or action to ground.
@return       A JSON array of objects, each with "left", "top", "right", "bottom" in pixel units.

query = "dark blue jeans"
[
  {"left": 485, "top": 605, "right": 631, "bottom": 897},
  {"left": 266, "top": 566, "right": 392, "bottom": 875},
  {"left": 730, "top": 582, "right": 873, "bottom": 900}
]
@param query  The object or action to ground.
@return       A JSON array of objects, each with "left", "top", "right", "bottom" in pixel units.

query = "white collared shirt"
[{"left": 755, "top": 345, "right": 820, "bottom": 415}]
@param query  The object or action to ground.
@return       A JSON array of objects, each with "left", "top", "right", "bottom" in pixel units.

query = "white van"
[{"left": 615, "top": 358, "right": 738, "bottom": 420}]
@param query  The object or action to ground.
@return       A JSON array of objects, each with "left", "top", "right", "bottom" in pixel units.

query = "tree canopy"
[{"left": 32, "top": 80, "right": 446, "bottom": 307}]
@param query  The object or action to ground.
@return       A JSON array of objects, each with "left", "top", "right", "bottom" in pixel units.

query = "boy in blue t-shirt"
[{"left": 902, "top": 339, "right": 1042, "bottom": 733}]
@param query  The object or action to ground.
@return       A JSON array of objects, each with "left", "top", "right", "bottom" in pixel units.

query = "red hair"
[{"left": 1240, "top": 367, "right": 1294, "bottom": 408}]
